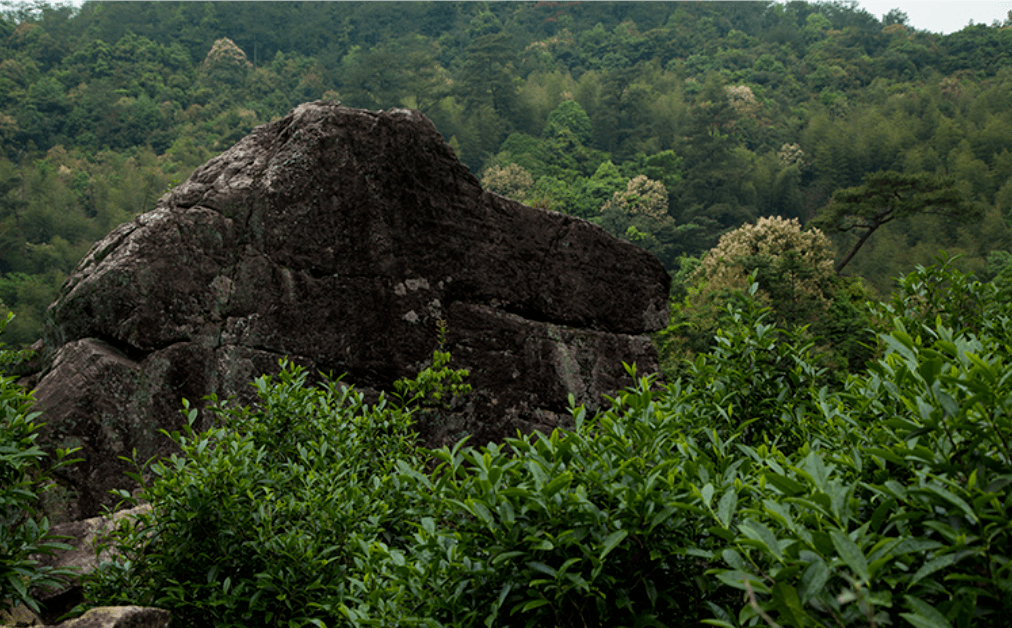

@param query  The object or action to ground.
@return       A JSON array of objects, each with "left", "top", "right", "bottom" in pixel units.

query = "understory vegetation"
[{"left": 58, "top": 259, "right": 1011, "bottom": 627}]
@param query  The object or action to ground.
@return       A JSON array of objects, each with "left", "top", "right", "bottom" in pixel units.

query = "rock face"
[
  {"left": 34, "top": 101, "right": 670, "bottom": 520},
  {"left": 29, "top": 505, "right": 152, "bottom": 623},
  {"left": 51, "top": 607, "right": 169, "bottom": 628}
]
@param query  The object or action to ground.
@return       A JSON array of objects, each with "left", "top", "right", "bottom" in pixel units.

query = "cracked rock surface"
[{"left": 33, "top": 102, "right": 670, "bottom": 520}]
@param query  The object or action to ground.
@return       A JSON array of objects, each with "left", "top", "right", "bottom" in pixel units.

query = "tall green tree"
[
  {"left": 816, "top": 170, "right": 972, "bottom": 273},
  {"left": 451, "top": 12, "right": 522, "bottom": 169},
  {"left": 340, "top": 35, "right": 448, "bottom": 114}
]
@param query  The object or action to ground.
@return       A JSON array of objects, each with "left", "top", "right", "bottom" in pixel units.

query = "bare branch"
[{"left": 745, "top": 577, "right": 783, "bottom": 628}]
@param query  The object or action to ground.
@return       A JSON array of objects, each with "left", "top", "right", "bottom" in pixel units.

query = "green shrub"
[
  {"left": 372, "top": 376, "right": 721, "bottom": 627},
  {"left": 84, "top": 266, "right": 1012, "bottom": 628},
  {"left": 1, "top": 312, "right": 80, "bottom": 615},
  {"left": 700, "top": 320, "right": 1012, "bottom": 627},
  {"left": 393, "top": 320, "right": 472, "bottom": 410},
  {"left": 698, "top": 262, "right": 1012, "bottom": 627},
  {"left": 876, "top": 253, "right": 999, "bottom": 339},
  {"left": 680, "top": 281, "right": 824, "bottom": 447},
  {"left": 85, "top": 361, "right": 424, "bottom": 628}
]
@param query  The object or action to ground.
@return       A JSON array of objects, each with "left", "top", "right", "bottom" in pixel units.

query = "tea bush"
[
  {"left": 84, "top": 262, "right": 1012, "bottom": 627},
  {"left": 0, "top": 312, "right": 80, "bottom": 615},
  {"left": 695, "top": 259, "right": 1012, "bottom": 627},
  {"left": 700, "top": 321, "right": 1012, "bottom": 627},
  {"left": 85, "top": 361, "right": 424, "bottom": 628}
]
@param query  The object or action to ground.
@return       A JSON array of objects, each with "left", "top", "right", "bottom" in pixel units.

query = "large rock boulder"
[{"left": 33, "top": 102, "right": 670, "bottom": 520}]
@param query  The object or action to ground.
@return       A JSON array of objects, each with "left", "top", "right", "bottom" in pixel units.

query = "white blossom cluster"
[
  {"left": 202, "top": 38, "right": 252, "bottom": 71},
  {"left": 480, "top": 163, "right": 533, "bottom": 202},
  {"left": 601, "top": 175, "right": 669, "bottom": 221},
  {"left": 778, "top": 142, "right": 806, "bottom": 169},
  {"left": 724, "top": 85, "right": 761, "bottom": 118},
  {"left": 696, "top": 216, "right": 835, "bottom": 300}
]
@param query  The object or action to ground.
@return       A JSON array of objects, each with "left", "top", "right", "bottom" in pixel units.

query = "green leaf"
[
  {"left": 492, "top": 551, "right": 525, "bottom": 565},
  {"left": 740, "top": 519, "right": 783, "bottom": 561},
  {"left": 764, "top": 472, "right": 806, "bottom": 496},
  {"left": 524, "top": 532, "right": 554, "bottom": 551},
  {"left": 528, "top": 562, "right": 557, "bottom": 578},
  {"left": 686, "top": 548, "right": 714, "bottom": 560},
  {"left": 909, "top": 553, "right": 958, "bottom": 588},
  {"left": 525, "top": 460, "right": 549, "bottom": 487},
  {"left": 922, "top": 485, "right": 978, "bottom": 523},
  {"left": 649, "top": 505, "right": 677, "bottom": 532},
  {"left": 830, "top": 529, "right": 869, "bottom": 583},
  {"left": 884, "top": 331, "right": 918, "bottom": 364},
  {"left": 870, "top": 497, "right": 896, "bottom": 532},
  {"left": 935, "top": 391, "right": 959, "bottom": 418},
  {"left": 701, "top": 482, "right": 714, "bottom": 507},
  {"left": 721, "top": 548, "right": 746, "bottom": 570},
  {"left": 470, "top": 500, "right": 493, "bottom": 525},
  {"left": 558, "top": 557, "right": 581, "bottom": 575},
  {"left": 901, "top": 595, "right": 954, "bottom": 628},
  {"left": 10, "top": 573, "right": 28, "bottom": 598},
  {"left": 918, "top": 358, "right": 942, "bottom": 386},
  {"left": 982, "top": 475, "right": 1012, "bottom": 494},
  {"left": 487, "top": 465, "right": 503, "bottom": 487},
  {"left": 517, "top": 598, "right": 550, "bottom": 613},
  {"left": 799, "top": 452, "right": 830, "bottom": 491},
  {"left": 867, "top": 447, "right": 907, "bottom": 465},
  {"left": 541, "top": 472, "right": 572, "bottom": 499},
  {"left": 799, "top": 558, "right": 830, "bottom": 602},
  {"left": 495, "top": 583, "right": 513, "bottom": 614},
  {"left": 600, "top": 529, "right": 628, "bottom": 560},
  {"left": 891, "top": 538, "right": 944, "bottom": 556},
  {"left": 717, "top": 488, "right": 737, "bottom": 528},
  {"left": 771, "top": 582, "right": 806, "bottom": 628},
  {"left": 715, "top": 570, "right": 770, "bottom": 594},
  {"left": 498, "top": 499, "right": 515, "bottom": 524},
  {"left": 762, "top": 499, "right": 794, "bottom": 531},
  {"left": 705, "top": 602, "right": 736, "bottom": 628}
]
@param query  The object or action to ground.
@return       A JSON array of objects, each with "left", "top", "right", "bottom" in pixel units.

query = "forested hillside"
[{"left": 2, "top": 0, "right": 1012, "bottom": 346}]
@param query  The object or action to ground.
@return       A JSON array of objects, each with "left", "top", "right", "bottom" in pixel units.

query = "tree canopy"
[
  {"left": 1, "top": 0, "right": 1012, "bottom": 343},
  {"left": 816, "top": 171, "right": 970, "bottom": 273}
]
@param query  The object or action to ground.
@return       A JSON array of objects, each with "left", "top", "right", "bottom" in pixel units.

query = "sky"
[{"left": 853, "top": 1, "right": 1011, "bottom": 34}]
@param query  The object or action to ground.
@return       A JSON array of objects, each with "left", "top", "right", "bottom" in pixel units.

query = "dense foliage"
[
  {"left": 73, "top": 260, "right": 1012, "bottom": 627},
  {"left": 2, "top": 2, "right": 1012, "bottom": 622},
  {"left": 2, "top": 1, "right": 1012, "bottom": 345},
  {"left": 0, "top": 312, "right": 79, "bottom": 615},
  {"left": 655, "top": 216, "right": 877, "bottom": 379}
]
